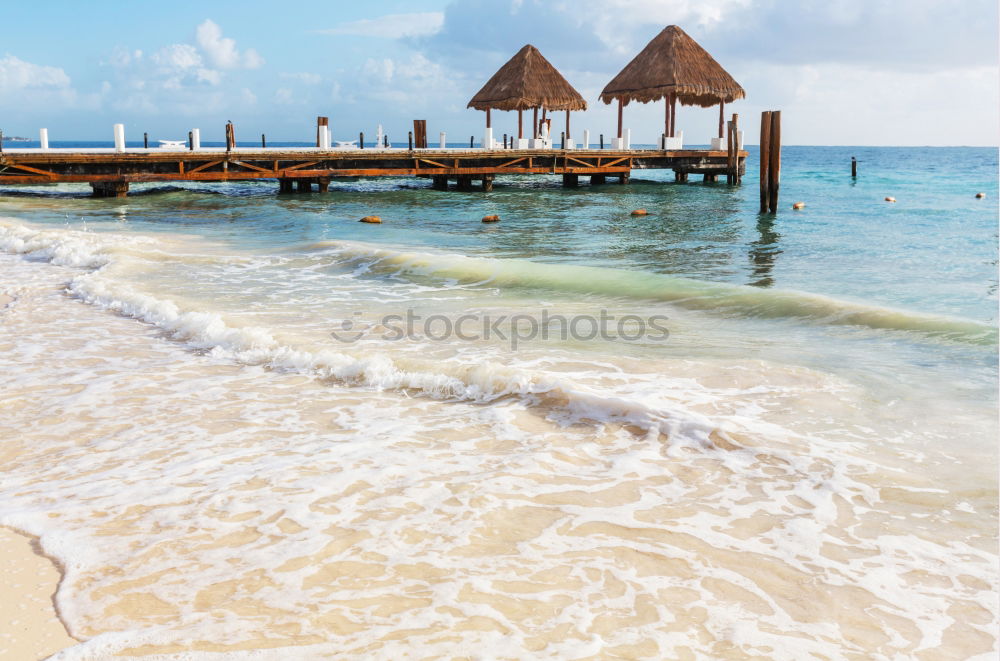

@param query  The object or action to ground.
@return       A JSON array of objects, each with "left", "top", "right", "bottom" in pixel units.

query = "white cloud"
[
  {"left": 152, "top": 43, "right": 202, "bottom": 70},
  {"left": 0, "top": 55, "right": 71, "bottom": 91},
  {"left": 318, "top": 12, "right": 444, "bottom": 38},
  {"left": 195, "top": 19, "right": 264, "bottom": 69},
  {"left": 280, "top": 72, "right": 322, "bottom": 85}
]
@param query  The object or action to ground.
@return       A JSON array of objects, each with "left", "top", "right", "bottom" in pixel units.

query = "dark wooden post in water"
[
  {"left": 278, "top": 179, "right": 293, "bottom": 194},
  {"left": 482, "top": 175, "right": 494, "bottom": 192},
  {"left": 759, "top": 111, "right": 772, "bottom": 213},
  {"left": 759, "top": 111, "right": 781, "bottom": 213},
  {"left": 768, "top": 111, "right": 781, "bottom": 213},
  {"left": 360, "top": 132, "right": 365, "bottom": 149},
  {"left": 143, "top": 132, "right": 148, "bottom": 149},
  {"left": 261, "top": 134, "right": 266, "bottom": 148},
  {"left": 90, "top": 182, "right": 129, "bottom": 198},
  {"left": 851, "top": 156, "right": 858, "bottom": 177},
  {"left": 316, "top": 116, "right": 328, "bottom": 147},
  {"left": 470, "top": 136, "right": 474, "bottom": 148}
]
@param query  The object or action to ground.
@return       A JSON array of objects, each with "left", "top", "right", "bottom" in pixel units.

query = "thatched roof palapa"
[
  {"left": 600, "top": 25, "right": 745, "bottom": 107},
  {"left": 468, "top": 45, "right": 587, "bottom": 112}
]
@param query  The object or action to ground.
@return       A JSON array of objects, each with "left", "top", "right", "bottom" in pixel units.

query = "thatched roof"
[
  {"left": 600, "top": 26, "right": 745, "bottom": 107},
  {"left": 468, "top": 45, "right": 587, "bottom": 112}
]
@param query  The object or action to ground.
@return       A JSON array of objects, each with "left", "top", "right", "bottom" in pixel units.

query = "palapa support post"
[
  {"left": 664, "top": 99, "right": 670, "bottom": 142},
  {"left": 617, "top": 98, "right": 623, "bottom": 139},
  {"left": 316, "top": 117, "right": 328, "bottom": 147},
  {"left": 518, "top": 110, "right": 523, "bottom": 140},
  {"left": 565, "top": 109, "right": 571, "bottom": 142},
  {"left": 486, "top": 108, "right": 491, "bottom": 129},
  {"left": 90, "top": 181, "right": 129, "bottom": 198},
  {"left": 670, "top": 93, "right": 677, "bottom": 138},
  {"left": 532, "top": 107, "right": 538, "bottom": 139},
  {"left": 767, "top": 110, "right": 781, "bottom": 213},
  {"left": 718, "top": 102, "right": 725, "bottom": 139}
]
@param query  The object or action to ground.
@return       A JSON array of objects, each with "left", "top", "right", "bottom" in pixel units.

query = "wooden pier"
[{"left": 0, "top": 147, "right": 746, "bottom": 197}]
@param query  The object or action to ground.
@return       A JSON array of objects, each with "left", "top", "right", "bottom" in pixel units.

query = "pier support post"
[
  {"left": 703, "top": 174, "right": 717, "bottom": 183},
  {"left": 590, "top": 174, "right": 606, "bottom": 185},
  {"left": 562, "top": 173, "right": 579, "bottom": 188},
  {"left": 617, "top": 173, "right": 629, "bottom": 185},
  {"left": 295, "top": 178, "right": 313, "bottom": 193},
  {"left": 91, "top": 181, "right": 129, "bottom": 198},
  {"left": 317, "top": 177, "right": 330, "bottom": 193},
  {"left": 278, "top": 179, "right": 293, "bottom": 194},
  {"left": 482, "top": 175, "right": 494, "bottom": 192},
  {"left": 431, "top": 175, "right": 448, "bottom": 190},
  {"left": 674, "top": 171, "right": 688, "bottom": 183},
  {"left": 456, "top": 175, "right": 473, "bottom": 192}
]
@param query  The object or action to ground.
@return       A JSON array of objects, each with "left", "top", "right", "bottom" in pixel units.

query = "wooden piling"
[
  {"left": 317, "top": 178, "right": 329, "bottom": 193},
  {"left": 759, "top": 111, "right": 772, "bottom": 213},
  {"left": 316, "top": 117, "right": 328, "bottom": 147},
  {"left": 225, "top": 122, "right": 235, "bottom": 152},
  {"left": 360, "top": 132, "right": 364, "bottom": 149},
  {"left": 413, "top": 120, "right": 427, "bottom": 148},
  {"left": 90, "top": 181, "right": 129, "bottom": 198},
  {"left": 851, "top": 156, "right": 857, "bottom": 177},
  {"left": 470, "top": 135, "right": 474, "bottom": 149},
  {"left": 767, "top": 111, "right": 781, "bottom": 213},
  {"left": 562, "top": 173, "right": 578, "bottom": 187},
  {"left": 482, "top": 175, "right": 494, "bottom": 192},
  {"left": 591, "top": 174, "right": 606, "bottom": 185},
  {"left": 144, "top": 132, "right": 148, "bottom": 149},
  {"left": 188, "top": 131, "right": 194, "bottom": 150},
  {"left": 278, "top": 178, "right": 293, "bottom": 194},
  {"left": 561, "top": 131, "right": 565, "bottom": 149},
  {"left": 408, "top": 131, "right": 413, "bottom": 151},
  {"left": 0, "top": 130, "right": 3, "bottom": 153},
  {"left": 600, "top": 134, "right": 604, "bottom": 149},
  {"left": 261, "top": 134, "right": 266, "bottom": 148}
]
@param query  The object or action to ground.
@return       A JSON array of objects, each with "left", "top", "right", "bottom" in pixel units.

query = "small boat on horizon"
[{"left": 2, "top": 136, "right": 29, "bottom": 142}]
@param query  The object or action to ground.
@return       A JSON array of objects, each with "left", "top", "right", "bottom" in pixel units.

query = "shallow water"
[{"left": 0, "top": 145, "right": 996, "bottom": 659}]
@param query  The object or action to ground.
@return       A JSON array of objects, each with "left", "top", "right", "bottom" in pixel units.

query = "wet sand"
[{"left": 0, "top": 527, "right": 76, "bottom": 659}]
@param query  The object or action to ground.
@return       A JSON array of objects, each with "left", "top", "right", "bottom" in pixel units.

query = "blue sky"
[{"left": 1, "top": 0, "right": 997, "bottom": 145}]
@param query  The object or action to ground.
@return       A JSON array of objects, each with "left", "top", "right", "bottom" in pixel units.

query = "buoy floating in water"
[
  {"left": 630, "top": 209, "right": 648, "bottom": 216},
  {"left": 884, "top": 197, "right": 896, "bottom": 203},
  {"left": 359, "top": 215, "right": 381, "bottom": 223},
  {"left": 976, "top": 192, "right": 986, "bottom": 199},
  {"left": 481, "top": 215, "right": 500, "bottom": 223},
  {"left": 792, "top": 202, "right": 805, "bottom": 210}
]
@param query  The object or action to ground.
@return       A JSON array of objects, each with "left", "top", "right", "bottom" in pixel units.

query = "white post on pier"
[
  {"left": 39, "top": 128, "right": 49, "bottom": 150},
  {"left": 318, "top": 126, "right": 330, "bottom": 150},
  {"left": 483, "top": 127, "right": 493, "bottom": 150},
  {"left": 191, "top": 128, "right": 201, "bottom": 150},
  {"left": 582, "top": 129, "right": 590, "bottom": 150},
  {"left": 439, "top": 132, "right": 446, "bottom": 149},
  {"left": 625, "top": 128, "right": 631, "bottom": 150},
  {"left": 113, "top": 124, "right": 125, "bottom": 152},
  {"left": 375, "top": 124, "right": 383, "bottom": 150},
  {"left": 326, "top": 127, "right": 332, "bottom": 149}
]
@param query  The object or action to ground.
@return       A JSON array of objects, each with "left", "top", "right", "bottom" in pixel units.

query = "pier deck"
[{"left": 0, "top": 147, "right": 747, "bottom": 196}]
